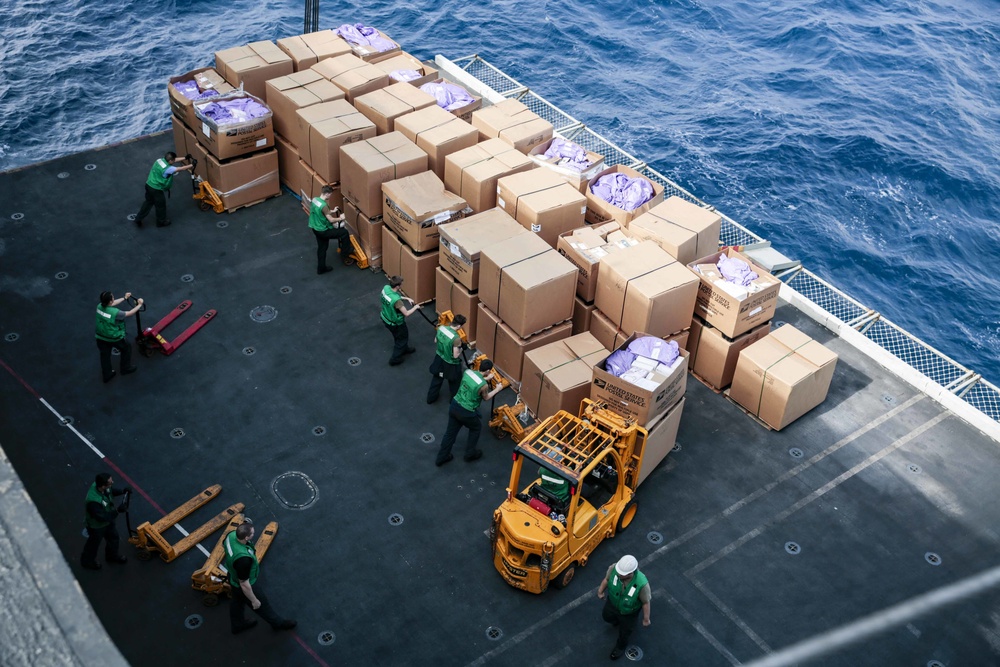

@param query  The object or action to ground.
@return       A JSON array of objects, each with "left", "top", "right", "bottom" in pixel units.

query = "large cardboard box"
[
  {"left": 471, "top": 99, "right": 554, "bottom": 154},
  {"left": 572, "top": 296, "right": 596, "bottom": 336},
  {"left": 635, "top": 397, "right": 685, "bottom": 487},
  {"left": 435, "top": 267, "right": 480, "bottom": 343},
  {"left": 354, "top": 83, "right": 437, "bottom": 136},
  {"left": 193, "top": 92, "right": 275, "bottom": 160},
  {"left": 339, "top": 27, "right": 400, "bottom": 63},
  {"left": 688, "top": 316, "right": 770, "bottom": 390},
  {"left": 394, "top": 106, "right": 479, "bottom": 180},
  {"left": 293, "top": 99, "right": 355, "bottom": 165},
  {"left": 340, "top": 132, "right": 427, "bottom": 218},
  {"left": 585, "top": 165, "right": 664, "bottom": 226},
  {"left": 372, "top": 52, "right": 440, "bottom": 87},
  {"left": 275, "top": 134, "right": 305, "bottom": 191},
  {"left": 479, "top": 233, "right": 576, "bottom": 338},
  {"left": 382, "top": 171, "right": 469, "bottom": 252},
  {"left": 295, "top": 161, "right": 342, "bottom": 212},
  {"left": 168, "top": 67, "right": 235, "bottom": 130},
  {"left": 527, "top": 137, "right": 606, "bottom": 194},
  {"left": 590, "top": 332, "right": 689, "bottom": 426},
  {"left": 171, "top": 115, "right": 187, "bottom": 157},
  {"left": 181, "top": 126, "right": 209, "bottom": 181},
  {"left": 296, "top": 100, "right": 377, "bottom": 183},
  {"left": 420, "top": 79, "right": 482, "bottom": 122},
  {"left": 264, "top": 70, "right": 344, "bottom": 144},
  {"left": 343, "top": 199, "right": 383, "bottom": 270},
  {"left": 728, "top": 325, "right": 838, "bottom": 431},
  {"left": 276, "top": 30, "right": 351, "bottom": 71},
  {"left": 626, "top": 196, "right": 721, "bottom": 265},
  {"left": 521, "top": 333, "right": 608, "bottom": 420},
  {"left": 595, "top": 241, "right": 700, "bottom": 339},
  {"left": 214, "top": 41, "right": 294, "bottom": 99},
  {"left": 437, "top": 208, "right": 529, "bottom": 291},
  {"left": 444, "top": 139, "right": 534, "bottom": 214},
  {"left": 476, "top": 305, "right": 572, "bottom": 384},
  {"left": 312, "top": 54, "right": 390, "bottom": 104},
  {"left": 203, "top": 149, "right": 280, "bottom": 211},
  {"left": 689, "top": 247, "right": 781, "bottom": 338},
  {"left": 556, "top": 224, "right": 639, "bottom": 302},
  {"left": 497, "top": 169, "right": 587, "bottom": 247},
  {"left": 381, "top": 227, "right": 438, "bottom": 304}
]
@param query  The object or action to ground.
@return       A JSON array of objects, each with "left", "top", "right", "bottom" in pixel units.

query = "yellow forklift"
[{"left": 489, "top": 399, "right": 648, "bottom": 593}]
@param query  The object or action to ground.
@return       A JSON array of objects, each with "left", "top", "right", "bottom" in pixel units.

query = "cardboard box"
[
  {"left": 296, "top": 161, "right": 342, "bottom": 212},
  {"left": 395, "top": 105, "right": 479, "bottom": 180},
  {"left": 527, "top": 137, "right": 606, "bottom": 193},
  {"left": 203, "top": 149, "right": 280, "bottom": 211},
  {"left": 476, "top": 304, "right": 572, "bottom": 384},
  {"left": 338, "top": 27, "right": 400, "bottom": 63},
  {"left": 295, "top": 100, "right": 376, "bottom": 183},
  {"left": 590, "top": 308, "right": 689, "bottom": 352},
  {"left": 343, "top": 199, "right": 383, "bottom": 270},
  {"left": 626, "top": 196, "right": 721, "bottom": 265},
  {"left": 689, "top": 247, "right": 781, "bottom": 338},
  {"left": 193, "top": 92, "right": 275, "bottom": 160},
  {"left": 171, "top": 115, "right": 187, "bottom": 157},
  {"left": 728, "top": 325, "right": 838, "bottom": 431},
  {"left": 382, "top": 171, "right": 470, "bottom": 252},
  {"left": 497, "top": 169, "right": 587, "bottom": 247},
  {"left": 595, "top": 241, "right": 699, "bottom": 339},
  {"left": 688, "top": 316, "right": 770, "bottom": 390},
  {"left": 312, "top": 53, "right": 390, "bottom": 103},
  {"left": 635, "top": 397, "right": 685, "bottom": 487},
  {"left": 214, "top": 41, "right": 294, "bottom": 100},
  {"left": 340, "top": 132, "right": 427, "bottom": 218},
  {"left": 420, "top": 79, "right": 482, "bottom": 122},
  {"left": 435, "top": 267, "right": 479, "bottom": 343},
  {"left": 556, "top": 224, "right": 639, "bottom": 302},
  {"left": 276, "top": 30, "right": 351, "bottom": 71},
  {"left": 381, "top": 227, "right": 439, "bottom": 304},
  {"left": 479, "top": 233, "right": 576, "bottom": 338},
  {"left": 590, "top": 332, "right": 689, "bottom": 426},
  {"left": 437, "top": 208, "right": 529, "bottom": 290},
  {"left": 471, "top": 98, "right": 554, "bottom": 154},
  {"left": 585, "top": 165, "right": 664, "bottom": 226},
  {"left": 572, "top": 296, "right": 596, "bottom": 336},
  {"left": 521, "top": 333, "right": 608, "bottom": 420},
  {"left": 444, "top": 139, "right": 534, "bottom": 214},
  {"left": 372, "top": 52, "right": 440, "bottom": 87},
  {"left": 354, "top": 83, "right": 437, "bottom": 136},
  {"left": 275, "top": 134, "right": 305, "bottom": 191},
  {"left": 264, "top": 70, "right": 344, "bottom": 144},
  {"left": 168, "top": 67, "right": 235, "bottom": 130},
  {"left": 181, "top": 126, "right": 209, "bottom": 181}
]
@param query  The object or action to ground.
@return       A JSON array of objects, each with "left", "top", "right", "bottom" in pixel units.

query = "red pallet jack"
[{"left": 128, "top": 296, "right": 217, "bottom": 357}]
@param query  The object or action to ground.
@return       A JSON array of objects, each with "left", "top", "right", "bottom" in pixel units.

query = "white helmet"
[{"left": 615, "top": 554, "right": 638, "bottom": 576}]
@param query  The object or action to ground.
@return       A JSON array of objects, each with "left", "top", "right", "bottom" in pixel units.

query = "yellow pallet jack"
[
  {"left": 126, "top": 484, "right": 244, "bottom": 562},
  {"left": 191, "top": 515, "right": 279, "bottom": 606}
]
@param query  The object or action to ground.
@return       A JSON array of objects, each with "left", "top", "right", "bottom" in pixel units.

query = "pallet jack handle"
[{"left": 125, "top": 295, "right": 147, "bottom": 342}]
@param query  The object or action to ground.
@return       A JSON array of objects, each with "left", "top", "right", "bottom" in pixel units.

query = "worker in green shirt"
[
  {"left": 597, "top": 554, "right": 652, "bottom": 660},
  {"left": 223, "top": 521, "right": 296, "bottom": 635},
  {"left": 95, "top": 290, "right": 143, "bottom": 383},
  {"left": 426, "top": 313, "right": 467, "bottom": 404},
  {"left": 309, "top": 185, "right": 354, "bottom": 274},
  {"left": 80, "top": 472, "right": 130, "bottom": 570},
  {"left": 435, "top": 359, "right": 504, "bottom": 466},
  {"left": 380, "top": 275, "right": 421, "bottom": 366},
  {"left": 134, "top": 151, "right": 193, "bottom": 227}
]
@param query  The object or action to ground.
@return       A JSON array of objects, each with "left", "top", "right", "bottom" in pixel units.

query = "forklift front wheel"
[
  {"left": 136, "top": 549, "right": 152, "bottom": 562},
  {"left": 202, "top": 593, "right": 219, "bottom": 607},
  {"left": 550, "top": 562, "right": 577, "bottom": 590},
  {"left": 615, "top": 500, "right": 637, "bottom": 534}
]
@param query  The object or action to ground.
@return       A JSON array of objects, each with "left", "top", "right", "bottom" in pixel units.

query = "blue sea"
[{"left": 2, "top": 0, "right": 998, "bottom": 383}]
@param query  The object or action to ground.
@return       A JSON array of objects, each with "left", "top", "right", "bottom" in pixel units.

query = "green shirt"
[
  {"left": 380, "top": 285, "right": 404, "bottom": 326},
  {"left": 435, "top": 325, "right": 461, "bottom": 364},
  {"left": 84, "top": 483, "right": 115, "bottom": 529},
  {"left": 607, "top": 568, "right": 650, "bottom": 615},
  {"left": 539, "top": 466, "right": 570, "bottom": 502},
  {"left": 308, "top": 196, "right": 333, "bottom": 231},
  {"left": 454, "top": 369, "right": 486, "bottom": 412},
  {"left": 224, "top": 531, "right": 259, "bottom": 587},
  {"left": 95, "top": 304, "right": 125, "bottom": 342},
  {"left": 145, "top": 158, "right": 173, "bottom": 190}
]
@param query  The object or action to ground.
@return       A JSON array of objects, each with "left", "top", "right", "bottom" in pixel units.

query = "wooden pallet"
[
  {"left": 225, "top": 190, "right": 282, "bottom": 214},
  {"left": 722, "top": 391, "right": 774, "bottom": 431},
  {"left": 689, "top": 369, "right": 725, "bottom": 395}
]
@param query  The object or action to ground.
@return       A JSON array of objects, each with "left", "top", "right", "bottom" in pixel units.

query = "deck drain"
[
  {"left": 242, "top": 347, "right": 256, "bottom": 356},
  {"left": 127, "top": 214, "right": 137, "bottom": 221},
  {"left": 785, "top": 541, "right": 801, "bottom": 555},
  {"left": 671, "top": 443, "right": 681, "bottom": 453},
  {"left": 773, "top": 320, "right": 787, "bottom": 329},
  {"left": 216, "top": 220, "right": 229, "bottom": 228},
  {"left": 11, "top": 213, "right": 24, "bottom": 220},
  {"left": 927, "top": 661, "right": 945, "bottom": 667},
  {"left": 388, "top": 513, "right": 404, "bottom": 526},
  {"left": 647, "top": 531, "right": 663, "bottom": 545},
  {"left": 58, "top": 171, "right": 70, "bottom": 179},
  {"left": 170, "top": 428, "right": 186, "bottom": 439},
  {"left": 271, "top": 471, "right": 319, "bottom": 510},
  {"left": 61, "top": 416, "right": 74, "bottom": 426},
  {"left": 55, "top": 271, "right": 69, "bottom": 280},
  {"left": 625, "top": 646, "right": 643, "bottom": 661},
  {"left": 279, "top": 286, "right": 292, "bottom": 294},
  {"left": 180, "top": 274, "right": 195, "bottom": 283},
  {"left": 184, "top": 614, "right": 203, "bottom": 630},
  {"left": 84, "top": 163, "right": 97, "bottom": 171},
  {"left": 486, "top": 626, "right": 503, "bottom": 641},
  {"left": 347, "top": 356, "right": 361, "bottom": 366},
  {"left": 317, "top": 631, "right": 336, "bottom": 646},
  {"left": 882, "top": 394, "right": 896, "bottom": 405},
  {"left": 420, "top": 433, "right": 435, "bottom": 444},
  {"left": 312, "top": 426, "right": 327, "bottom": 436},
  {"left": 925, "top": 552, "right": 942, "bottom": 566},
  {"left": 788, "top": 447, "right": 804, "bottom": 459},
  {"left": 907, "top": 463, "right": 922, "bottom": 474},
  {"left": 4, "top": 333, "right": 19, "bottom": 342},
  {"left": 250, "top": 305, "right": 278, "bottom": 323}
]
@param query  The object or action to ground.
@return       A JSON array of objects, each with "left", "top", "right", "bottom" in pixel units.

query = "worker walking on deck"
[
  {"left": 134, "top": 151, "right": 193, "bottom": 227},
  {"left": 435, "top": 359, "right": 504, "bottom": 466},
  {"left": 309, "top": 185, "right": 354, "bottom": 274},
  {"left": 95, "top": 290, "right": 143, "bottom": 383},
  {"left": 224, "top": 521, "right": 297, "bottom": 635},
  {"left": 80, "top": 473, "right": 130, "bottom": 570},
  {"left": 427, "top": 313, "right": 467, "bottom": 403},
  {"left": 381, "top": 275, "right": 421, "bottom": 366},
  {"left": 597, "top": 555, "right": 651, "bottom": 660}
]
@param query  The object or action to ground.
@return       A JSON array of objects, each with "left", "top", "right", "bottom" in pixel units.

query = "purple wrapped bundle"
[
  {"left": 589, "top": 172, "right": 654, "bottom": 211},
  {"left": 390, "top": 69, "right": 422, "bottom": 82},
  {"left": 335, "top": 23, "right": 396, "bottom": 52},
  {"left": 173, "top": 81, "right": 221, "bottom": 101},
  {"left": 627, "top": 337, "right": 679, "bottom": 366},
  {"left": 419, "top": 81, "right": 475, "bottom": 112},
  {"left": 197, "top": 97, "right": 270, "bottom": 125},
  {"left": 605, "top": 349, "right": 635, "bottom": 377},
  {"left": 717, "top": 254, "right": 758, "bottom": 287},
  {"left": 543, "top": 138, "right": 592, "bottom": 172}
]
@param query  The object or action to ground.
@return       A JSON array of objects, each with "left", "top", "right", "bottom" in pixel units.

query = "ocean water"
[{"left": 2, "top": 0, "right": 998, "bottom": 383}]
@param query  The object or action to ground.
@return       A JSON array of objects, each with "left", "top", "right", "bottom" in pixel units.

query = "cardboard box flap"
[
  {"left": 438, "top": 209, "right": 525, "bottom": 261},
  {"left": 299, "top": 30, "right": 351, "bottom": 58},
  {"left": 482, "top": 230, "right": 552, "bottom": 269},
  {"left": 521, "top": 183, "right": 586, "bottom": 213},
  {"left": 382, "top": 171, "right": 468, "bottom": 222},
  {"left": 296, "top": 99, "right": 359, "bottom": 123},
  {"left": 248, "top": 40, "right": 292, "bottom": 65}
]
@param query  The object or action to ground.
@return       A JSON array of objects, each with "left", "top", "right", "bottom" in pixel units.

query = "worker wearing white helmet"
[{"left": 597, "top": 554, "right": 651, "bottom": 660}]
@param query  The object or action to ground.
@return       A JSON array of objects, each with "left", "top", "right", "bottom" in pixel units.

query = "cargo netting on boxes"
[{"left": 445, "top": 54, "right": 1000, "bottom": 424}]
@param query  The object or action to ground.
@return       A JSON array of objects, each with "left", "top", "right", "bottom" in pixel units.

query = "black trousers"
[
  {"left": 384, "top": 321, "right": 410, "bottom": 363},
  {"left": 81, "top": 522, "right": 121, "bottom": 566},
  {"left": 313, "top": 227, "right": 352, "bottom": 270},
  {"left": 602, "top": 598, "right": 640, "bottom": 649},
  {"left": 436, "top": 401, "right": 482, "bottom": 463},
  {"left": 136, "top": 184, "right": 168, "bottom": 224},
  {"left": 427, "top": 356, "right": 462, "bottom": 403},
  {"left": 96, "top": 338, "right": 133, "bottom": 381},
  {"left": 230, "top": 580, "right": 284, "bottom": 631}
]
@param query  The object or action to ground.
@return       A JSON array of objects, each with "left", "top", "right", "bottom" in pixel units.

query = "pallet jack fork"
[
  {"left": 132, "top": 297, "right": 217, "bottom": 357},
  {"left": 127, "top": 484, "right": 244, "bottom": 562},
  {"left": 347, "top": 234, "right": 369, "bottom": 269},
  {"left": 187, "top": 157, "right": 225, "bottom": 214},
  {"left": 191, "top": 515, "right": 279, "bottom": 606}
]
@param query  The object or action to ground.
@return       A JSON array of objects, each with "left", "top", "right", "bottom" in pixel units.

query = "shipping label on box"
[
  {"left": 689, "top": 248, "right": 781, "bottom": 338},
  {"left": 590, "top": 332, "right": 688, "bottom": 426}
]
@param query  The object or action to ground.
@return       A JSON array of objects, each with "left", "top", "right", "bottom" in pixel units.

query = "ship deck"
[{"left": 2, "top": 99, "right": 1000, "bottom": 667}]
